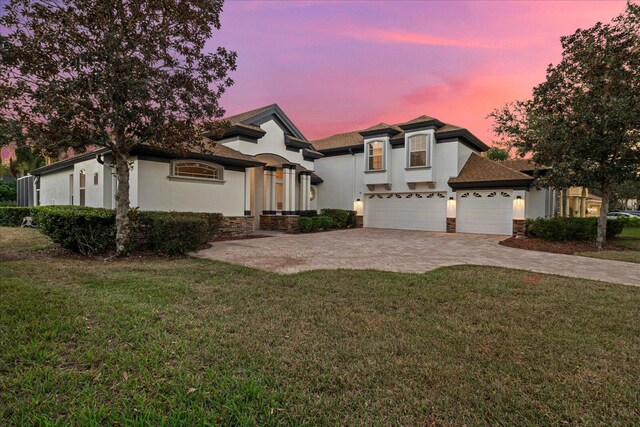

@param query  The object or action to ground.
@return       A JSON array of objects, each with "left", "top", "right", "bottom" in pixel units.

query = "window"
[
  {"left": 408, "top": 134, "right": 429, "bottom": 167},
  {"left": 79, "top": 169, "right": 86, "bottom": 206},
  {"left": 171, "top": 160, "right": 223, "bottom": 181},
  {"left": 367, "top": 140, "right": 384, "bottom": 170},
  {"left": 94, "top": 172, "right": 99, "bottom": 186}
]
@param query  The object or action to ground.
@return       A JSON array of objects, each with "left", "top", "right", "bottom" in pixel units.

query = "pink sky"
[{"left": 212, "top": 0, "right": 630, "bottom": 144}]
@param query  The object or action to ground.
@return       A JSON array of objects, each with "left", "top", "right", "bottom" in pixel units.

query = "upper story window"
[
  {"left": 367, "top": 140, "right": 384, "bottom": 171},
  {"left": 408, "top": 134, "right": 429, "bottom": 167},
  {"left": 171, "top": 160, "right": 223, "bottom": 181}
]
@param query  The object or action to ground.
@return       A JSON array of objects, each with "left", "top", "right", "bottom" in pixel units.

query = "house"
[{"left": 29, "top": 104, "right": 555, "bottom": 236}]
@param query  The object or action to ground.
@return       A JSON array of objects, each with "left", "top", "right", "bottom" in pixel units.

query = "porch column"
[
  {"left": 282, "top": 166, "right": 291, "bottom": 214},
  {"left": 580, "top": 187, "right": 587, "bottom": 217},
  {"left": 305, "top": 173, "right": 311, "bottom": 210},
  {"left": 263, "top": 166, "right": 276, "bottom": 214},
  {"left": 270, "top": 168, "right": 277, "bottom": 213},
  {"left": 289, "top": 166, "right": 297, "bottom": 214},
  {"left": 300, "top": 172, "right": 310, "bottom": 211},
  {"left": 244, "top": 168, "right": 252, "bottom": 216},
  {"left": 564, "top": 190, "right": 570, "bottom": 217}
]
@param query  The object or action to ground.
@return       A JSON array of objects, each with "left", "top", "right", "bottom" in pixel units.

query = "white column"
[
  {"left": 284, "top": 167, "right": 292, "bottom": 213},
  {"left": 290, "top": 168, "right": 297, "bottom": 213},
  {"left": 301, "top": 173, "right": 307, "bottom": 211},
  {"left": 270, "top": 169, "right": 276, "bottom": 213},
  {"left": 244, "top": 168, "right": 252, "bottom": 215},
  {"left": 263, "top": 169, "right": 271, "bottom": 213}
]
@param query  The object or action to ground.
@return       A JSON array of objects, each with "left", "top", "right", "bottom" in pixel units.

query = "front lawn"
[
  {"left": 578, "top": 227, "right": 640, "bottom": 263},
  {"left": 1, "top": 227, "right": 639, "bottom": 425}
]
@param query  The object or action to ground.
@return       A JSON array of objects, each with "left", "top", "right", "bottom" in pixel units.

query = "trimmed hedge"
[
  {"left": 0, "top": 206, "right": 32, "bottom": 227},
  {"left": 298, "top": 215, "right": 334, "bottom": 232},
  {"left": 31, "top": 206, "right": 116, "bottom": 255},
  {"left": 295, "top": 210, "right": 318, "bottom": 217},
  {"left": 133, "top": 211, "right": 211, "bottom": 255},
  {"left": 320, "top": 208, "right": 357, "bottom": 229},
  {"left": 526, "top": 217, "right": 625, "bottom": 241},
  {"left": 19, "top": 206, "right": 223, "bottom": 256}
]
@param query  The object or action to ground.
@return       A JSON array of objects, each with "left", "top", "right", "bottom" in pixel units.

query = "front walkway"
[{"left": 193, "top": 228, "right": 640, "bottom": 286}]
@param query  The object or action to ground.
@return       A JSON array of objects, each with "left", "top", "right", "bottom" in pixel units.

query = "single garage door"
[
  {"left": 457, "top": 190, "right": 513, "bottom": 235},
  {"left": 364, "top": 192, "right": 447, "bottom": 231}
]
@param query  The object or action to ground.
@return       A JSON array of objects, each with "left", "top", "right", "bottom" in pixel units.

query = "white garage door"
[
  {"left": 457, "top": 190, "right": 513, "bottom": 235},
  {"left": 364, "top": 192, "right": 447, "bottom": 231}
]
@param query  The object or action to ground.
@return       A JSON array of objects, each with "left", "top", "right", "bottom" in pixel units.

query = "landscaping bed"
[{"left": 500, "top": 236, "right": 630, "bottom": 255}]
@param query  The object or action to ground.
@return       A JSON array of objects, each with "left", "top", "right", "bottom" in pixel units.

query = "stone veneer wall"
[
  {"left": 446, "top": 218, "right": 456, "bottom": 233},
  {"left": 260, "top": 215, "right": 299, "bottom": 232},
  {"left": 355, "top": 215, "right": 364, "bottom": 228},
  {"left": 512, "top": 219, "right": 526, "bottom": 237},
  {"left": 217, "top": 216, "right": 255, "bottom": 238}
]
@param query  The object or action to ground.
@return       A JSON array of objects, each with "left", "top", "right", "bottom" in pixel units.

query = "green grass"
[
  {"left": 1, "top": 228, "right": 640, "bottom": 425},
  {"left": 579, "top": 227, "right": 640, "bottom": 263}
]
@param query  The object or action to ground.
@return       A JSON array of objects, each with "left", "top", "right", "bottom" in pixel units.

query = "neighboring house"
[{"left": 29, "top": 104, "right": 557, "bottom": 236}]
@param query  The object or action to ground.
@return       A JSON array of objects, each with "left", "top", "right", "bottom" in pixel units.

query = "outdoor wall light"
[
  {"left": 354, "top": 198, "right": 363, "bottom": 215},
  {"left": 446, "top": 197, "right": 457, "bottom": 218},
  {"left": 513, "top": 195, "right": 525, "bottom": 219}
]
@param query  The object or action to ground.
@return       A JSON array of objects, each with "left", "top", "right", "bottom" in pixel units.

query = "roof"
[
  {"left": 448, "top": 153, "right": 534, "bottom": 189},
  {"left": 312, "top": 116, "right": 488, "bottom": 152},
  {"left": 220, "top": 103, "right": 308, "bottom": 141},
  {"left": 223, "top": 104, "right": 276, "bottom": 126},
  {"left": 500, "top": 159, "right": 549, "bottom": 173},
  {"left": 587, "top": 194, "right": 602, "bottom": 201}
]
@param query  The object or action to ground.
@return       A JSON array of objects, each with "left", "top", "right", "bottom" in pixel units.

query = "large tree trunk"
[
  {"left": 114, "top": 149, "right": 131, "bottom": 256},
  {"left": 596, "top": 183, "right": 610, "bottom": 250}
]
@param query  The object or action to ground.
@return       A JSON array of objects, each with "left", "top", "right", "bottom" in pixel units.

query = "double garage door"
[
  {"left": 363, "top": 190, "right": 514, "bottom": 235},
  {"left": 364, "top": 192, "right": 447, "bottom": 231},
  {"left": 457, "top": 190, "right": 513, "bottom": 235}
]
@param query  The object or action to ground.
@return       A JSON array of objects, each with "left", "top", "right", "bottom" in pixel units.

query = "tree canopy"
[
  {"left": 0, "top": 0, "right": 237, "bottom": 254},
  {"left": 490, "top": 3, "right": 640, "bottom": 248},
  {"left": 485, "top": 147, "right": 509, "bottom": 161}
]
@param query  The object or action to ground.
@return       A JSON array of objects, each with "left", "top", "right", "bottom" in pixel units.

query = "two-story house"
[{"left": 29, "top": 104, "right": 552, "bottom": 236}]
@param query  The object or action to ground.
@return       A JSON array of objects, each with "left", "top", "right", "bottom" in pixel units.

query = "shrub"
[
  {"left": 295, "top": 210, "right": 317, "bottom": 217},
  {"left": 526, "top": 216, "right": 625, "bottom": 241},
  {"left": 346, "top": 210, "right": 357, "bottom": 228},
  {"left": 298, "top": 216, "right": 313, "bottom": 232},
  {"left": 31, "top": 205, "right": 116, "bottom": 255},
  {"left": 0, "top": 206, "right": 32, "bottom": 227},
  {"left": 317, "top": 215, "right": 334, "bottom": 230},
  {"left": 320, "top": 208, "right": 354, "bottom": 228},
  {"left": 0, "top": 181, "right": 16, "bottom": 204},
  {"left": 134, "top": 211, "right": 210, "bottom": 255},
  {"left": 617, "top": 215, "right": 640, "bottom": 229}
]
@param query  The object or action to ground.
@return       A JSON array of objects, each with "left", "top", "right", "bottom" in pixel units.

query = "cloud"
[{"left": 334, "top": 27, "right": 501, "bottom": 49}]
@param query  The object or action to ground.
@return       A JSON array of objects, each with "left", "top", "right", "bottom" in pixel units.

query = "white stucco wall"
[
  {"left": 39, "top": 167, "right": 73, "bottom": 206},
  {"left": 222, "top": 119, "right": 315, "bottom": 171},
  {"left": 135, "top": 159, "right": 245, "bottom": 216},
  {"left": 73, "top": 157, "right": 106, "bottom": 208},
  {"left": 526, "top": 187, "right": 549, "bottom": 219},
  {"left": 315, "top": 138, "right": 475, "bottom": 211}
]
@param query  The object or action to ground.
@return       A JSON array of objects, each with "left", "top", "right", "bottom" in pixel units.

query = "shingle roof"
[
  {"left": 448, "top": 153, "right": 534, "bottom": 186},
  {"left": 500, "top": 159, "right": 549, "bottom": 173},
  {"left": 312, "top": 117, "right": 486, "bottom": 151},
  {"left": 199, "top": 139, "right": 261, "bottom": 163},
  {"left": 223, "top": 104, "right": 277, "bottom": 126}
]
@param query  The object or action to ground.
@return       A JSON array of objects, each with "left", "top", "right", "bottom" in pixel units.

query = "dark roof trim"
[
  {"left": 31, "top": 148, "right": 110, "bottom": 175},
  {"left": 436, "top": 129, "right": 488, "bottom": 152},
  {"left": 284, "top": 135, "right": 312, "bottom": 149},
  {"left": 359, "top": 127, "right": 400, "bottom": 138},
  {"left": 132, "top": 145, "right": 264, "bottom": 168},
  {"left": 448, "top": 178, "right": 533, "bottom": 190},
  {"left": 243, "top": 104, "right": 308, "bottom": 141},
  {"left": 398, "top": 119, "right": 444, "bottom": 131},
  {"left": 310, "top": 172, "right": 323, "bottom": 184},
  {"left": 220, "top": 124, "right": 266, "bottom": 140},
  {"left": 302, "top": 148, "right": 324, "bottom": 159},
  {"left": 316, "top": 144, "right": 364, "bottom": 157}
]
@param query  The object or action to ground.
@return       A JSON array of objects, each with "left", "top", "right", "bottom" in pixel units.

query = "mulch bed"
[{"left": 500, "top": 237, "right": 629, "bottom": 255}]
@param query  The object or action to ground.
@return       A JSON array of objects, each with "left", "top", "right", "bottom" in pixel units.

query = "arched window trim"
[{"left": 169, "top": 159, "right": 225, "bottom": 183}]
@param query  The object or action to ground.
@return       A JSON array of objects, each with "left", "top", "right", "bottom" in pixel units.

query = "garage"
[
  {"left": 457, "top": 190, "right": 513, "bottom": 235},
  {"left": 364, "top": 192, "right": 447, "bottom": 231}
]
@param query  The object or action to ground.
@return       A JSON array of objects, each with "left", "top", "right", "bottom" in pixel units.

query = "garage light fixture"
[{"left": 513, "top": 195, "right": 525, "bottom": 220}]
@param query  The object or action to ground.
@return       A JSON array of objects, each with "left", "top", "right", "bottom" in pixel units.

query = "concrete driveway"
[{"left": 193, "top": 228, "right": 640, "bottom": 286}]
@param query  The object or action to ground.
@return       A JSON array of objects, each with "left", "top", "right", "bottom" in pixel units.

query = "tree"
[
  {"left": 0, "top": 0, "right": 237, "bottom": 255},
  {"left": 489, "top": 3, "right": 640, "bottom": 249},
  {"left": 9, "top": 146, "right": 45, "bottom": 178},
  {"left": 611, "top": 180, "right": 640, "bottom": 210},
  {"left": 485, "top": 147, "right": 509, "bottom": 161}
]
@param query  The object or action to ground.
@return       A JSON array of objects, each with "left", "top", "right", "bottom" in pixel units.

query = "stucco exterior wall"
[
  {"left": 135, "top": 159, "right": 245, "bottom": 216},
  {"left": 39, "top": 167, "right": 73, "bottom": 206},
  {"left": 315, "top": 139, "right": 475, "bottom": 211},
  {"left": 526, "top": 187, "right": 549, "bottom": 219},
  {"left": 222, "top": 119, "right": 315, "bottom": 171},
  {"left": 73, "top": 157, "right": 105, "bottom": 208}
]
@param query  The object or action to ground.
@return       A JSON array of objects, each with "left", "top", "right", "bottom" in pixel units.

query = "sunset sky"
[{"left": 213, "top": 0, "right": 630, "bottom": 144}]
